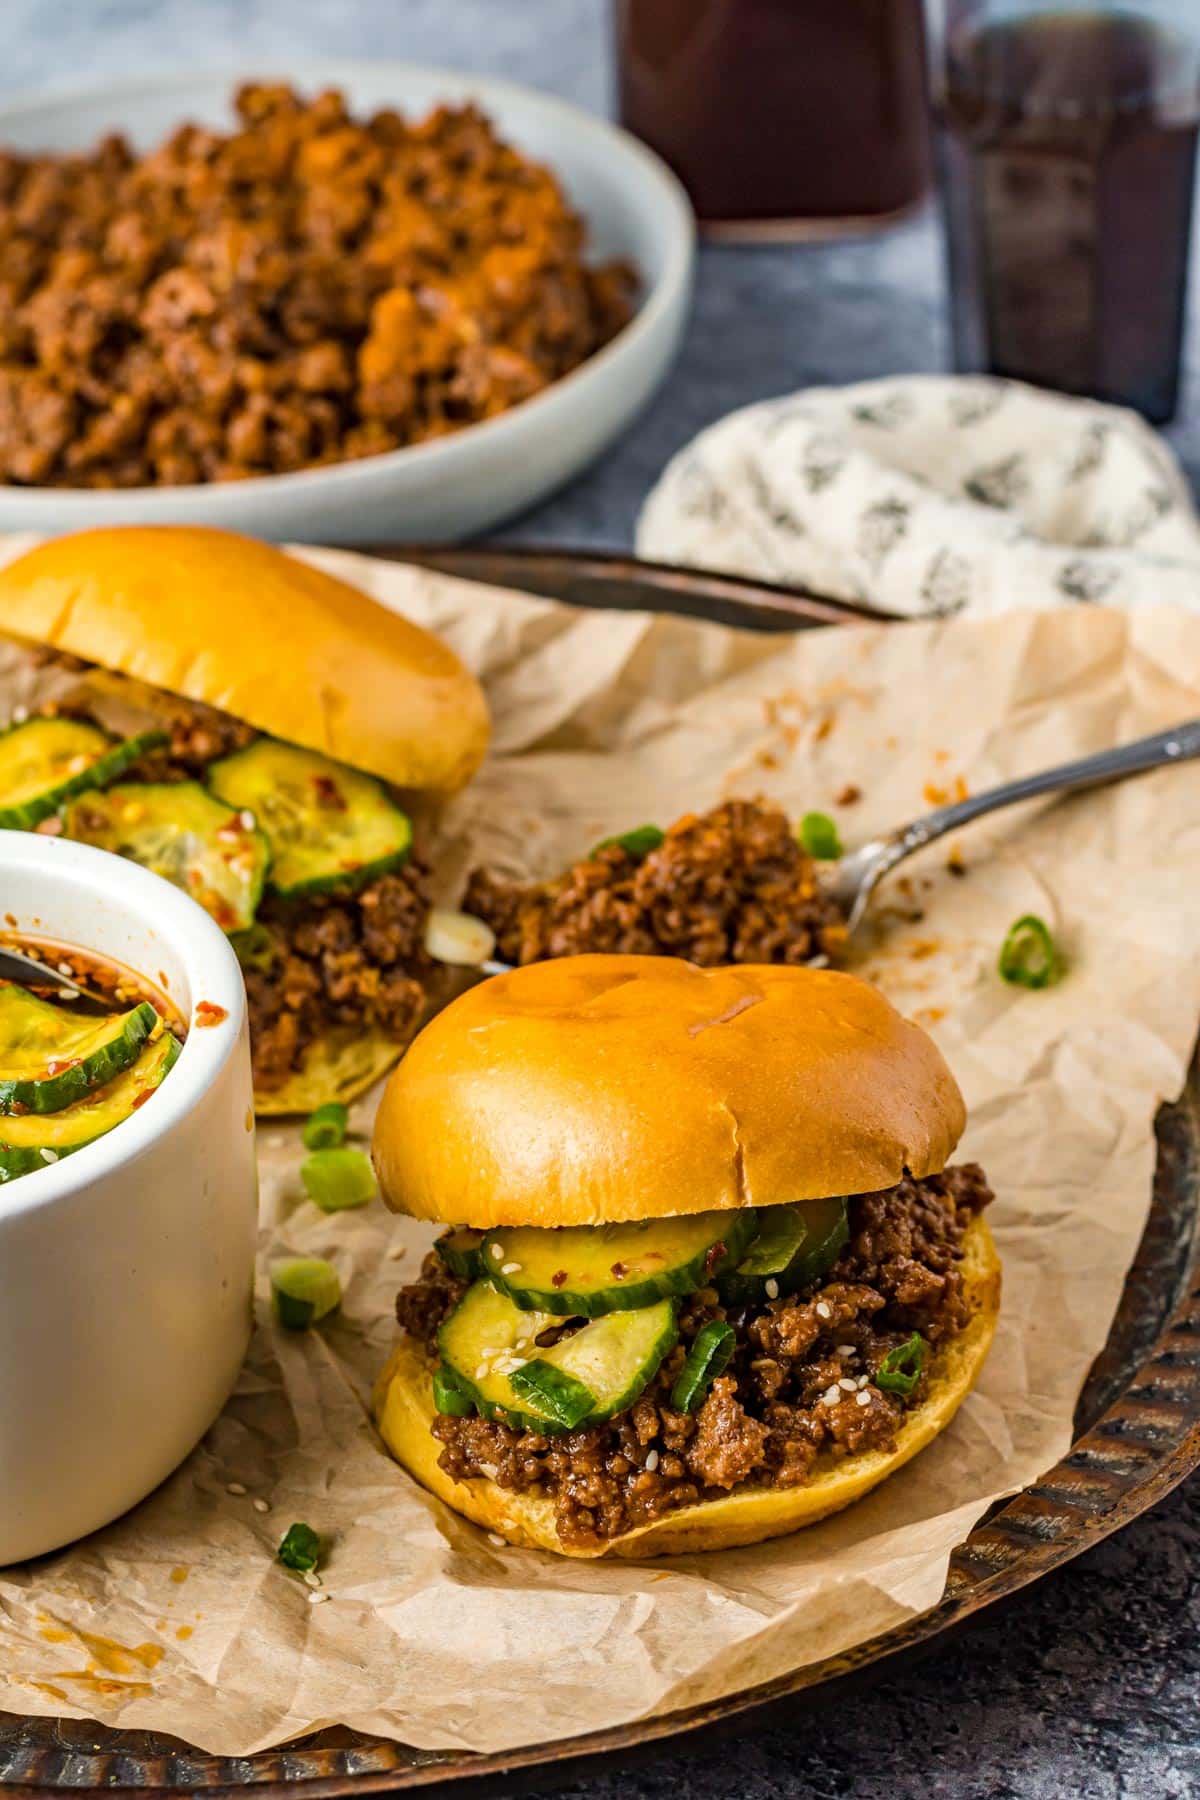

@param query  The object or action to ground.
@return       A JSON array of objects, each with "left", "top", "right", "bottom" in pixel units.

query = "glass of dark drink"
[
  {"left": 613, "top": 0, "right": 933, "bottom": 238},
  {"left": 937, "top": 0, "right": 1200, "bottom": 424}
]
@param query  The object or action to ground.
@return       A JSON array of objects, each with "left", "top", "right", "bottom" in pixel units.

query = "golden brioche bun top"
[
  {"left": 0, "top": 526, "right": 489, "bottom": 793},
  {"left": 373, "top": 954, "right": 966, "bottom": 1228}
]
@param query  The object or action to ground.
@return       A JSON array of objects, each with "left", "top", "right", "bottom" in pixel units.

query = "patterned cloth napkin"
[{"left": 636, "top": 375, "right": 1200, "bottom": 617}]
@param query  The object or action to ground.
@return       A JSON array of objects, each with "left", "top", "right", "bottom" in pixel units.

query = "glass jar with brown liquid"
[
  {"left": 937, "top": 1, "right": 1200, "bottom": 423},
  {"left": 613, "top": 0, "right": 933, "bottom": 238}
]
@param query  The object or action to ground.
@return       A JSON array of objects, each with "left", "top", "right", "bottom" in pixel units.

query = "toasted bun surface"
[
  {"left": 373, "top": 1213, "right": 1000, "bottom": 1557},
  {"left": 373, "top": 955, "right": 966, "bottom": 1227},
  {"left": 0, "top": 526, "right": 489, "bottom": 793},
  {"left": 253, "top": 1025, "right": 411, "bottom": 1116}
]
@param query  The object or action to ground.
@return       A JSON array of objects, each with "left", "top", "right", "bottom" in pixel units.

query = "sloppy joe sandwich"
[
  {"left": 372, "top": 955, "right": 1001, "bottom": 1558},
  {"left": 0, "top": 524, "right": 489, "bottom": 1110}
]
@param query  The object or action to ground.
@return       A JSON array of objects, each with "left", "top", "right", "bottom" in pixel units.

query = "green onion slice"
[
  {"left": 509, "top": 1358, "right": 596, "bottom": 1429},
  {"left": 277, "top": 1521, "right": 322, "bottom": 1573},
  {"left": 301, "top": 1146, "right": 376, "bottom": 1212},
  {"left": 432, "top": 1364, "right": 475, "bottom": 1417},
  {"left": 302, "top": 1101, "right": 349, "bottom": 1151},
  {"left": 591, "top": 824, "right": 665, "bottom": 861},
  {"left": 671, "top": 1320, "right": 736, "bottom": 1413},
  {"left": 230, "top": 923, "right": 278, "bottom": 972},
  {"left": 798, "top": 811, "right": 843, "bottom": 860},
  {"left": 271, "top": 1256, "right": 342, "bottom": 1330},
  {"left": 998, "top": 914, "right": 1062, "bottom": 989},
  {"left": 876, "top": 1332, "right": 926, "bottom": 1396}
]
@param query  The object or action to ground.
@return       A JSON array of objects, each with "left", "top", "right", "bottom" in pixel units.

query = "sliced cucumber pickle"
[
  {"left": 483, "top": 1208, "right": 758, "bottom": 1317},
  {"left": 511, "top": 1300, "right": 678, "bottom": 1428},
  {"left": 439, "top": 1281, "right": 679, "bottom": 1433},
  {"left": 438, "top": 1281, "right": 561, "bottom": 1428},
  {"left": 718, "top": 1196, "right": 849, "bottom": 1307},
  {"left": 63, "top": 782, "right": 270, "bottom": 933},
  {"left": 0, "top": 719, "right": 167, "bottom": 829},
  {"left": 788, "top": 1195, "right": 850, "bottom": 1288},
  {"left": 0, "top": 1029, "right": 179, "bottom": 1172},
  {"left": 209, "top": 738, "right": 411, "bottom": 898},
  {"left": 435, "top": 1226, "right": 486, "bottom": 1280},
  {"left": 0, "top": 986, "right": 160, "bottom": 1115}
]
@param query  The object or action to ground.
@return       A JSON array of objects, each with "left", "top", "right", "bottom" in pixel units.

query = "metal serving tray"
[{"left": 4, "top": 552, "right": 1198, "bottom": 1797}]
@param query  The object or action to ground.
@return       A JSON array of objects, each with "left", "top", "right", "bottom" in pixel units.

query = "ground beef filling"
[
  {"left": 397, "top": 1164, "right": 993, "bottom": 1552},
  {"left": 24, "top": 672, "right": 432, "bottom": 1092},
  {"left": 463, "top": 799, "right": 848, "bottom": 969},
  {"left": 244, "top": 867, "right": 431, "bottom": 1091}
]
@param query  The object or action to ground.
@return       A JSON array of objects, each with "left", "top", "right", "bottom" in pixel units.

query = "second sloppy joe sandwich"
[
  {"left": 0, "top": 524, "right": 489, "bottom": 1110},
  {"left": 372, "top": 954, "right": 1001, "bottom": 1558}
]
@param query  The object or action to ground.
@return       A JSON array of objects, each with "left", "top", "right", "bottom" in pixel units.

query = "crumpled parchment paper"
[{"left": 2, "top": 548, "right": 1200, "bottom": 1757}]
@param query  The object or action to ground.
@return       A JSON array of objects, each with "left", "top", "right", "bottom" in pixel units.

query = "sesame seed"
[
  {"left": 56, "top": 961, "right": 73, "bottom": 976},
  {"left": 487, "top": 1532, "right": 506, "bottom": 1548},
  {"left": 838, "top": 1376, "right": 856, "bottom": 1392},
  {"left": 38, "top": 1147, "right": 58, "bottom": 1164},
  {"left": 60, "top": 987, "right": 79, "bottom": 1001},
  {"left": 226, "top": 1482, "right": 247, "bottom": 1496},
  {"left": 475, "top": 1364, "right": 489, "bottom": 1380},
  {"left": 12, "top": 705, "right": 28, "bottom": 723},
  {"left": 387, "top": 1244, "right": 407, "bottom": 1260},
  {"left": 836, "top": 1344, "right": 856, "bottom": 1358},
  {"left": 501, "top": 1262, "right": 521, "bottom": 1275},
  {"left": 489, "top": 1243, "right": 504, "bottom": 1260},
  {"left": 644, "top": 1449, "right": 660, "bottom": 1473},
  {"left": 252, "top": 1498, "right": 270, "bottom": 1514},
  {"left": 303, "top": 1571, "right": 322, "bottom": 1589},
  {"left": 268, "top": 1134, "right": 286, "bottom": 1149},
  {"left": 764, "top": 1278, "right": 780, "bottom": 1300},
  {"left": 239, "top": 810, "right": 256, "bottom": 830},
  {"left": 855, "top": 1390, "right": 871, "bottom": 1407},
  {"left": 858, "top": 1374, "right": 869, "bottom": 1388},
  {"left": 821, "top": 1385, "right": 842, "bottom": 1408},
  {"left": 816, "top": 1302, "right": 832, "bottom": 1320},
  {"left": 308, "top": 1591, "right": 329, "bottom": 1605}
]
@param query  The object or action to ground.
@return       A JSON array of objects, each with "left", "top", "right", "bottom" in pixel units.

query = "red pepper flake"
[
  {"left": 312, "top": 774, "right": 347, "bottom": 811},
  {"left": 3, "top": 913, "right": 16, "bottom": 928},
  {"left": 9, "top": 1100, "right": 28, "bottom": 1116},
  {"left": 611, "top": 1261, "right": 628, "bottom": 1279},
  {"left": 835, "top": 783, "right": 862, "bottom": 806},
  {"left": 132, "top": 1087, "right": 156, "bottom": 1109},
  {"left": 551, "top": 1269, "right": 568, "bottom": 1289},
  {"left": 44, "top": 1058, "right": 81, "bottom": 1076},
  {"left": 704, "top": 1241, "right": 728, "bottom": 1276},
  {"left": 194, "top": 1001, "right": 228, "bottom": 1028}
]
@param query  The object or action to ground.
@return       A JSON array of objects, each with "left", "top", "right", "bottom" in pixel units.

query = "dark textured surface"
[
  {"left": 6, "top": 4, "right": 1200, "bottom": 1795},
  {"left": 552, "top": 1484, "right": 1200, "bottom": 1800}
]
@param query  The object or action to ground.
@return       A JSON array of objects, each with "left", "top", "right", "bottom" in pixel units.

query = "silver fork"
[
  {"left": 479, "top": 717, "right": 1200, "bottom": 973},
  {"left": 824, "top": 716, "right": 1200, "bottom": 934}
]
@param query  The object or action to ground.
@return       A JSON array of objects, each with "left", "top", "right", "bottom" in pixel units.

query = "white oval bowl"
[
  {"left": 0, "top": 831, "right": 257, "bottom": 1564},
  {"left": 0, "top": 62, "right": 695, "bottom": 544}
]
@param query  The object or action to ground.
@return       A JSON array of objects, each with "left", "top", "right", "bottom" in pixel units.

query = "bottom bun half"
[
  {"left": 372, "top": 1214, "right": 1002, "bottom": 1559},
  {"left": 254, "top": 1026, "right": 407, "bottom": 1116}
]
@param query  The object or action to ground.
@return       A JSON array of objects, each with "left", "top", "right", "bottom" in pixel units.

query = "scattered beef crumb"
[{"left": 464, "top": 799, "right": 847, "bottom": 970}]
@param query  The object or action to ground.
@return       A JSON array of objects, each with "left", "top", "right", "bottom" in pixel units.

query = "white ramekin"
[{"left": 0, "top": 831, "right": 257, "bottom": 1564}]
